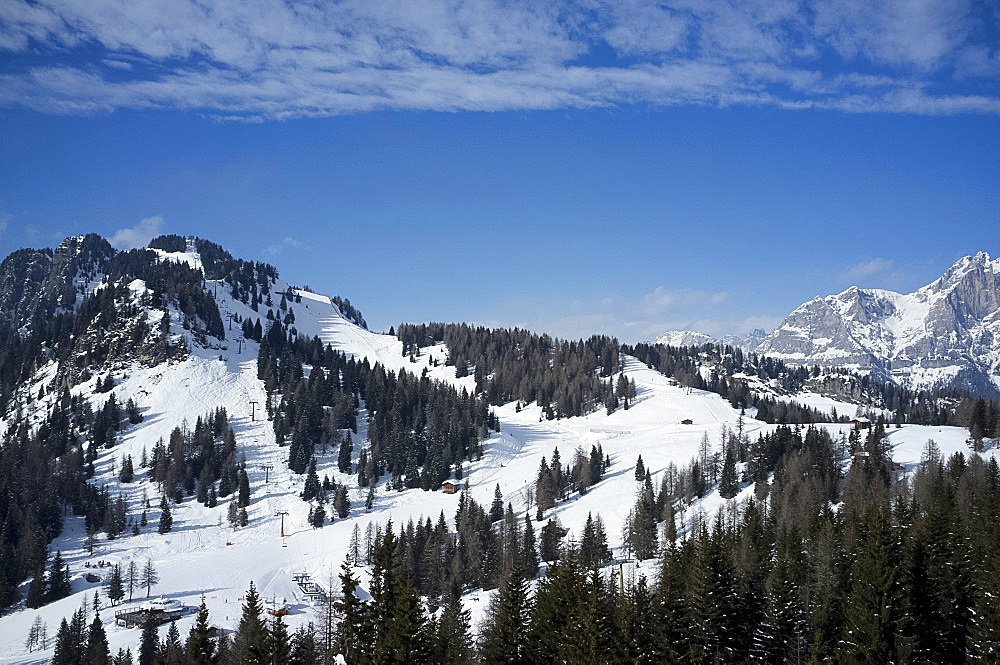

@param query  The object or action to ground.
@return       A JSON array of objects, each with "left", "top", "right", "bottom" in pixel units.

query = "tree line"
[
  {"left": 259, "top": 320, "right": 497, "bottom": 492},
  {"left": 624, "top": 340, "right": 972, "bottom": 426},
  {"left": 396, "top": 323, "right": 620, "bottom": 419}
]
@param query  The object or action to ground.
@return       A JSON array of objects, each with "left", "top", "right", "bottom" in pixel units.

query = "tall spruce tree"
[
  {"left": 158, "top": 495, "right": 173, "bottom": 534},
  {"left": 436, "top": 580, "right": 474, "bottom": 664},
  {"left": 185, "top": 596, "right": 215, "bottom": 665},
  {"left": 270, "top": 615, "right": 291, "bottom": 665},
  {"left": 478, "top": 555, "right": 530, "bottom": 665},
  {"left": 85, "top": 614, "right": 110, "bottom": 665},
  {"left": 232, "top": 581, "right": 269, "bottom": 665},
  {"left": 334, "top": 560, "right": 374, "bottom": 664},
  {"left": 138, "top": 619, "right": 158, "bottom": 665}
]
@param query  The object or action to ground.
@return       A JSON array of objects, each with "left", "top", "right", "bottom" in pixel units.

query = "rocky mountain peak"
[{"left": 756, "top": 252, "right": 1000, "bottom": 397}]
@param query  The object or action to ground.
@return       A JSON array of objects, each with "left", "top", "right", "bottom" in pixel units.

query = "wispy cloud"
[
  {"left": 511, "top": 286, "right": 769, "bottom": 343},
  {"left": 0, "top": 0, "right": 996, "bottom": 119},
  {"left": 110, "top": 215, "right": 163, "bottom": 249},
  {"left": 843, "top": 257, "right": 895, "bottom": 280},
  {"left": 0, "top": 217, "right": 8, "bottom": 246},
  {"left": 262, "top": 236, "right": 302, "bottom": 258}
]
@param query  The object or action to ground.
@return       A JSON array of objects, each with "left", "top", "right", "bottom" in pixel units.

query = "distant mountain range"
[
  {"left": 655, "top": 252, "right": 1000, "bottom": 398},
  {"left": 654, "top": 328, "right": 767, "bottom": 352}
]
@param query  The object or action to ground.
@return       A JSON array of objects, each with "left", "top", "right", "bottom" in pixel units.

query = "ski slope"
[{"left": 0, "top": 275, "right": 989, "bottom": 663}]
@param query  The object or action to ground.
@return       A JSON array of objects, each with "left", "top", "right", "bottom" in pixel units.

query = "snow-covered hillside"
[{"left": 0, "top": 245, "right": 993, "bottom": 663}]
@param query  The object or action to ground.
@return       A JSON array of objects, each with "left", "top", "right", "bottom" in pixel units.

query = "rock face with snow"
[
  {"left": 654, "top": 330, "right": 715, "bottom": 348},
  {"left": 721, "top": 328, "right": 767, "bottom": 352},
  {"left": 0, "top": 234, "right": 114, "bottom": 331},
  {"left": 654, "top": 328, "right": 767, "bottom": 352},
  {"left": 756, "top": 252, "right": 1000, "bottom": 397}
]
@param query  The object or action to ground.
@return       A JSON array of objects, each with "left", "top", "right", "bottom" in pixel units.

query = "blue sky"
[{"left": 1, "top": 1, "right": 998, "bottom": 342}]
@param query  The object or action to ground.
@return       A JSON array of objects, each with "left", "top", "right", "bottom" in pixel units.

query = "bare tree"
[
  {"left": 86, "top": 525, "right": 97, "bottom": 556},
  {"left": 126, "top": 560, "right": 139, "bottom": 601},
  {"left": 25, "top": 616, "right": 46, "bottom": 652},
  {"left": 141, "top": 559, "right": 159, "bottom": 598}
]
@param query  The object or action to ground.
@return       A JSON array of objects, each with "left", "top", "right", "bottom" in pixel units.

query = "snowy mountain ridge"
[
  {"left": 0, "top": 235, "right": 993, "bottom": 663},
  {"left": 756, "top": 252, "right": 1000, "bottom": 397},
  {"left": 653, "top": 328, "right": 768, "bottom": 352}
]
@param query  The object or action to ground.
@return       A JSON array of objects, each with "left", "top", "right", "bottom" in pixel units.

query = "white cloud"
[
  {"left": 0, "top": 0, "right": 996, "bottom": 118},
  {"left": 842, "top": 257, "right": 894, "bottom": 281},
  {"left": 262, "top": 236, "right": 302, "bottom": 258},
  {"left": 0, "top": 217, "right": 7, "bottom": 245},
  {"left": 101, "top": 59, "right": 132, "bottom": 70},
  {"left": 513, "top": 286, "right": 747, "bottom": 343},
  {"left": 110, "top": 215, "right": 163, "bottom": 249}
]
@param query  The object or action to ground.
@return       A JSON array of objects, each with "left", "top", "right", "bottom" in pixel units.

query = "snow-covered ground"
[{"left": 0, "top": 277, "right": 989, "bottom": 663}]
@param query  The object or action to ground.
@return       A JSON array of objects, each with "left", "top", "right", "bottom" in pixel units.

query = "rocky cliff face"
[
  {"left": 756, "top": 252, "right": 1000, "bottom": 397},
  {"left": 0, "top": 234, "right": 114, "bottom": 331}
]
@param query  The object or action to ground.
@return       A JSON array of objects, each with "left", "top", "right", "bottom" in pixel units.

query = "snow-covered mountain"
[
  {"left": 654, "top": 328, "right": 767, "bottom": 352},
  {"left": 756, "top": 252, "right": 1000, "bottom": 397},
  {"left": 654, "top": 330, "right": 715, "bottom": 348},
  {"left": 0, "top": 235, "right": 991, "bottom": 663}
]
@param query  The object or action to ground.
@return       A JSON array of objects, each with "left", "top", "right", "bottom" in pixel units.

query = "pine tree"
[
  {"left": 836, "top": 507, "right": 901, "bottom": 663},
  {"left": 490, "top": 484, "right": 504, "bottom": 523},
  {"left": 310, "top": 503, "right": 325, "bottom": 528},
  {"left": 522, "top": 515, "right": 539, "bottom": 579},
  {"left": 525, "top": 546, "right": 587, "bottom": 664},
  {"left": 338, "top": 433, "right": 353, "bottom": 473},
  {"left": 479, "top": 555, "right": 530, "bottom": 665},
  {"left": 540, "top": 519, "right": 564, "bottom": 563},
  {"left": 334, "top": 560, "right": 373, "bottom": 664},
  {"left": 238, "top": 468, "right": 251, "bottom": 507},
  {"left": 26, "top": 563, "right": 45, "bottom": 608},
  {"left": 634, "top": 455, "right": 645, "bottom": 481},
  {"left": 86, "top": 614, "right": 110, "bottom": 665},
  {"left": 185, "top": 596, "right": 215, "bottom": 665},
  {"left": 334, "top": 485, "right": 350, "bottom": 518},
  {"left": 436, "top": 580, "right": 474, "bottom": 664},
  {"left": 535, "top": 457, "right": 555, "bottom": 517},
  {"left": 370, "top": 526, "right": 432, "bottom": 664},
  {"left": 270, "top": 615, "right": 292, "bottom": 665},
  {"left": 107, "top": 564, "right": 125, "bottom": 606},
  {"left": 119, "top": 455, "right": 135, "bottom": 483},
  {"left": 719, "top": 447, "right": 738, "bottom": 499},
  {"left": 51, "top": 614, "right": 83, "bottom": 665},
  {"left": 302, "top": 458, "right": 321, "bottom": 502},
  {"left": 138, "top": 619, "right": 159, "bottom": 665},
  {"left": 290, "top": 624, "right": 322, "bottom": 665},
  {"left": 46, "top": 550, "right": 71, "bottom": 603},
  {"left": 160, "top": 621, "right": 183, "bottom": 665},
  {"left": 158, "top": 495, "right": 173, "bottom": 534},
  {"left": 232, "top": 581, "right": 269, "bottom": 665}
]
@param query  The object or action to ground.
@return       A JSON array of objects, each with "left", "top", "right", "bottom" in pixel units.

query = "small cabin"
[
  {"left": 851, "top": 417, "right": 871, "bottom": 431},
  {"left": 680, "top": 418, "right": 694, "bottom": 425},
  {"left": 441, "top": 479, "right": 462, "bottom": 494}
]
